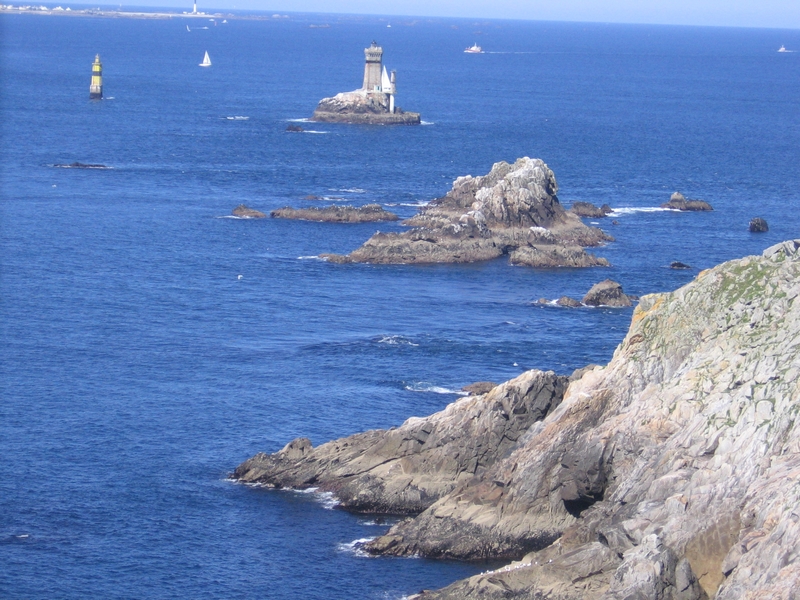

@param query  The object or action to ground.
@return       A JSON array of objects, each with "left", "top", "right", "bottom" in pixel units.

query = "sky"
[{"left": 153, "top": 0, "right": 800, "bottom": 29}]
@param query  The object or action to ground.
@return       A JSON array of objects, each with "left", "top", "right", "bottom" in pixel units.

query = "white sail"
[
  {"left": 199, "top": 51, "right": 211, "bottom": 67},
  {"left": 381, "top": 66, "right": 391, "bottom": 93}
]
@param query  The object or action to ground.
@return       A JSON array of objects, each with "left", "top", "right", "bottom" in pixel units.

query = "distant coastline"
[{"left": 0, "top": 4, "right": 288, "bottom": 20}]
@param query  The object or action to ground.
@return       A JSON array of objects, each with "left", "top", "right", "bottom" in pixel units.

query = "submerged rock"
[
  {"left": 749, "top": 217, "right": 769, "bottom": 232},
  {"left": 232, "top": 205, "right": 266, "bottom": 218},
  {"left": 670, "top": 261, "right": 693, "bottom": 269},
  {"left": 270, "top": 204, "right": 398, "bottom": 223},
  {"left": 326, "top": 158, "right": 612, "bottom": 267},
  {"left": 662, "top": 191, "right": 713, "bottom": 211},
  {"left": 53, "top": 161, "right": 109, "bottom": 169}
]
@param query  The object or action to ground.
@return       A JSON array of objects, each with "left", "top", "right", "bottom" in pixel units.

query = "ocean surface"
[{"left": 1, "top": 8, "right": 799, "bottom": 598}]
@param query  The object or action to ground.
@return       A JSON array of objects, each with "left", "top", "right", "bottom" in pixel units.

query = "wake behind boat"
[
  {"left": 464, "top": 43, "right": 483, "bottom": 54},
  {"left": 199, "top": 51, "right": 211, "bottom": 67}
]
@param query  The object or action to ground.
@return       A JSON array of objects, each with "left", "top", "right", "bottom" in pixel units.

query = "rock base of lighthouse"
[{"left": 310, "top": 91, "right": 420, "bottom": 125}]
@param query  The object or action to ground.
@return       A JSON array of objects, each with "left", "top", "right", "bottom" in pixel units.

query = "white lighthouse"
[{"left": 381, "top": 66, "right": 396, "bottom": 113}]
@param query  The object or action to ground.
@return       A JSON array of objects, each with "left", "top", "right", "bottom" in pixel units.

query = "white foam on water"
[
  {"left": 607, "top": 206, "right": 673, "bottom": 216},
  {"left": 298, "top": 255, "right": 326, "bottom": 261},
  {"left": 405, "top": 382, "right": 467, "bottom": 395},
  {"left": 332, "top": 188, "right": 367, "bottom": 194},
  {"left": 287, "top": 118, "right": 311, "bottom": 123},
  {"left": 337, "top": 537, "right": 376, "bottom": 557},
  {"left": 302, "top": 130, "right": 328, "bottom": 134},
  {"left": 225, "top": 116, "right": 249, "bottom": 120},
  {"left": 420, "top": 121, "right": 435, "bottom": 125},
  {"left": 377, "top": 335, "right": 419, "bottom": 346},
  {"left": 315, "top": 491, "right": 339, "bottom": 509}
]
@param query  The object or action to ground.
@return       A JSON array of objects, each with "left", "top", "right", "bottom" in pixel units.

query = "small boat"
[
  {"left": 778, "top": 45, "right": 787, "bottom": 52},
  {"left": 199, "top": 51, "right": 211, "bottom": 67},
  {"left": 464, "top": 43, "right": 483, "bottom": 54}
]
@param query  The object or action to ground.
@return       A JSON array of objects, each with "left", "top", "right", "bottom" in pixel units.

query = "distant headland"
[
  {"left": 0, "top": 3, "right": 286, "bottom": 20},
  {"left": 311, "top": 41, "right": 421, "bottom": 125}
]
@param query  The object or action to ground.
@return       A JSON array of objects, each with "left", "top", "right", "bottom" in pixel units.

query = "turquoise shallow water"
[{"left": 1, "top": 10, "right": 799, "bottom": 598}]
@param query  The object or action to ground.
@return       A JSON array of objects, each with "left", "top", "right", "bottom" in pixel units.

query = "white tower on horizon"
[{"left": 192, "top": 0, "right": 197, "bottom": 14}]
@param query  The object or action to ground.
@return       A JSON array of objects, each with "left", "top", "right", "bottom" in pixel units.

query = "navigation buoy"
[{"left": 89, "top": 54, "right": 103, "bottom": 100}]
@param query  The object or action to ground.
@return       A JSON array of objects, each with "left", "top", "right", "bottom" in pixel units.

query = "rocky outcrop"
[
  {"left": 461, "top": 381, "right": 497, "bottom": 395},
  {"left": 582, "top": 279, "right": 633, "bottom": 307},
  {"left": 311, "top": 91, "right": 421, "bottom": 125},
  {"left": 662, "top": 192, "right": 714, "bottom": 212},
  {"left": 325, "top": 158, "right": 612, "bottom": 267},
  {"left": 749, "top": 217, "right": 769, "bottom": 233},
  {"left": 234, "top": 240, "right": 800, "bottom": 599},
  {"left": 233, "top": 370, "right": 568, "bottom": 515},
  {"left": 232, "top": 205, "right": 266, "bottom": 218},
  {"left": 270, "top": 204, "right": 398, "bottom": 223},
  {"left": 556, "top": 296, "right": 582, "bottom": 308},
  {"left": 671, "top": 261, "right": 693, "bottom": 269},
  {"left": 53, "top": 161, "right": 109, "bottom": 169},
  {"left": 365, "top": 240, "right": 800, "bottom": 600},
  {"left": 570, "top": 201, "right": 613, "bottom": 218},
  {"left": 538, "top": 280, "right": 634, "bottom": 308}
]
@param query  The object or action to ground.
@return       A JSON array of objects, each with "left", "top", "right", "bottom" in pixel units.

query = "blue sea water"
[{"left": 1, "top": 8, "right": 799, "bottom": 598}]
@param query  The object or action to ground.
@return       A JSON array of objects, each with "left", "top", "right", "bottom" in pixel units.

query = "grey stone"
[{"left": 582, "top": 280, "right": 633, "bottom": 307}]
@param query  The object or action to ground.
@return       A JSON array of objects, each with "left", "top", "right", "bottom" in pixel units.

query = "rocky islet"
[{"left": 324, "top": 158, "right": 613, "bottom": 267}]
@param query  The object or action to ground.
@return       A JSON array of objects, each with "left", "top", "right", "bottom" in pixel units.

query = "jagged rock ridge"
[
  {"left": 327, "top": 158, "right": 613, "bottom": 267},
  {"left": 234, "top": 370, "right": 568, "bottom": 514},
  {"left": 377, "top": 240, "right": 800, "bottom": 599},
  {"left": 235, "top": 240, "right": 800, "bottom": 600}
]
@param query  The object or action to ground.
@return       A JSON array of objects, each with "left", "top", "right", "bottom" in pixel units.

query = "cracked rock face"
[
  {"left": 379, "top": 240, "right": 800, "bottom": 599},
  {"left": 330, "top": 158, "right": 612, "bottom": 266},
  {"left": 233, "top": 369, "right": 568, "bottom": 515}
]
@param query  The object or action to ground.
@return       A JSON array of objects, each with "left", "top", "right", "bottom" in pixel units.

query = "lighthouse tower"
[
  {"left": 89, "top": 54, "right": 103, "bottom": 100},
  {"left": 362, "top": 41, "right": 383, "bottom": 92}
]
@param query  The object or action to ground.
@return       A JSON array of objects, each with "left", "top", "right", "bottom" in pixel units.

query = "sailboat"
[{"left": 199, "top": 51, "right": 211, "bottom": 67}]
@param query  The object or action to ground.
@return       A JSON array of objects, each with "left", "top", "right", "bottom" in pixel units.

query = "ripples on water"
[{"left": 1, "top": 11, "right": 798, "bottom": 599}]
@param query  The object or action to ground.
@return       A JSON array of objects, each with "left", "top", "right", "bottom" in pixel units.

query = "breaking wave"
[
  {"left": 376, "top": 335, "right": 419, "bottom": 346},
  {"left": 607, "top": 206, "right": 673, "bottom": 216},
  {"left": 337, "top": 537, "right": 375, "bottom": 557},
  {"left": 404, "top": 382, "right": 467, "bottom": 395}
]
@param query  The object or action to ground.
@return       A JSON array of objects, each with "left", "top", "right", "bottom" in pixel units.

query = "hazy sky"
[{"left": 169, "top": 0, "right": 800, "bottom": 29}]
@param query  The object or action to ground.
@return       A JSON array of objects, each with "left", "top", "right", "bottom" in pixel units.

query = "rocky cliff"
[
  {"left": 326, "top": 158, "right": 612, "bottom": 267},
  {"left": 234, "top": 240, "right": 800, "bottom": 600}
]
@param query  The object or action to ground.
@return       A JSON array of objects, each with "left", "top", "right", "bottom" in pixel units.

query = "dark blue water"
[{"left": 1, "top": 10, "right": 799, "bottom": 598}]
